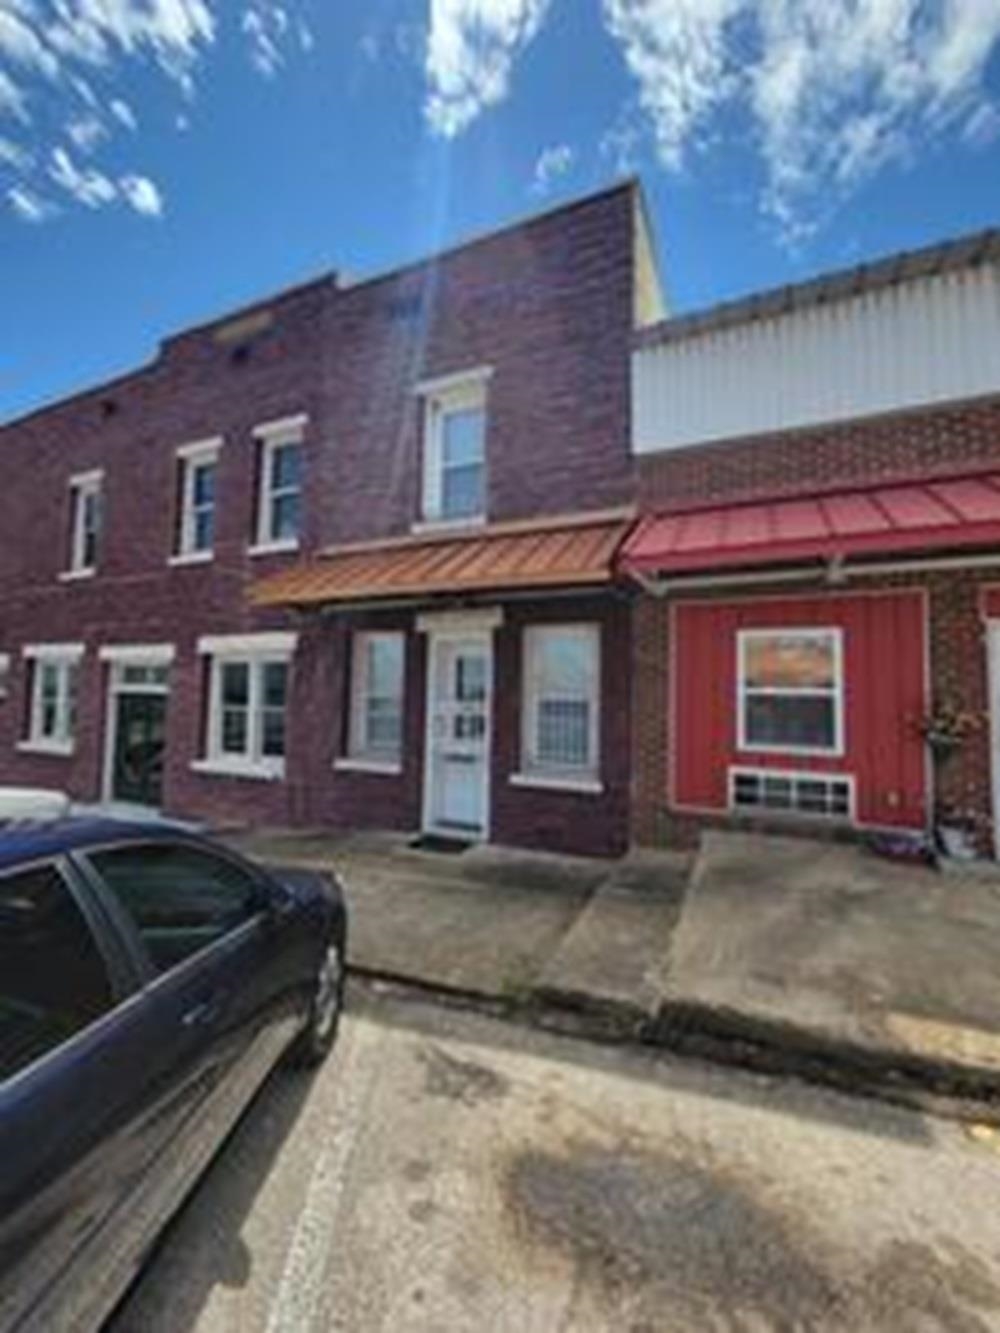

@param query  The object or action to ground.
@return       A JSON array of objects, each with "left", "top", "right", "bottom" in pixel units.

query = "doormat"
[{"left": 409, "top": 833, "right": 472, "bottom": 855}]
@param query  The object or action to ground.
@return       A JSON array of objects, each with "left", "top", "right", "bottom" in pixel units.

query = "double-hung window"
[
  {"left": 347, "top": 632, "right": 405, "bottom": 767},
  {"left": 253, "top": 415, "right": 305, "bottom": 551},
  {"left": 174, "top": 438, "right": 221, "bottom": 562},
  {"left": 20, "top": 644, "right": 83, "bottom": 755},
  {"left": 520, "top": 625, "right": 600, "bottom": 785},
  {"left": 196, "top": 633, "right": 297, "bottom": 779},
  {"left": 64, "top": 470, "right": 103, "bottom": 578},
  {"left": 418, "top": 372, "right": 489, "bottom": 525},
  {"left": 737, "top": 628, "right": 844, "bottom": 755}
]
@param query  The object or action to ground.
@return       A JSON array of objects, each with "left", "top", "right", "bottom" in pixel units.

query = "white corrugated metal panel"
[{"left": 633, "top": 264, "right": 1000, "bottom": 454}]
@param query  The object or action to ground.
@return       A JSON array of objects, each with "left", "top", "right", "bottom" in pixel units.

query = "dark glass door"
[{"left": 113, "top": 694, "right": 166, "bottom": 806}]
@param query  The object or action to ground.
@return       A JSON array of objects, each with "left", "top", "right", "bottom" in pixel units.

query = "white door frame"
[
  {"left": 100, "top": 645, "right": 174, "bottom": 805},
  {"left": 988, "top": 621, "right": 1000, "bottom": 859},
  {"left": 421, "top": 628, "right": 494, "bottom": 840}
]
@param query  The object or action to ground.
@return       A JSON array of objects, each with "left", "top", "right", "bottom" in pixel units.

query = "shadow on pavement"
[{"left": 106, "top": 1064, "right": 315, "bottom": 1333}]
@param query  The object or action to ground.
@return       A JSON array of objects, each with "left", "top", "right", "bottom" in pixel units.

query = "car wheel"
[{"left": 288, "top": 938, "right": 344, "bottom": 1067}]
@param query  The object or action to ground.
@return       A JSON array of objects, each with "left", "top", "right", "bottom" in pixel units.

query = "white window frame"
[
  {"left": 415, "top": 369, "right": 490, "bottom": 529},
  {"left": 192, "top": 632, "right": 297, "bottom": 780},
  {"left": 737, "top": 627, "right": 845, "bottom": 758},
  {"left": 61, "top": 469, "right": 103, "bottom": 580},
  {"left": 251, "top": 414, "right": 306, "bottom": 554},
  {"left": 0, "top": 653, "right": 9, "bottom": 701},
  {"left": 728, "top": 767, "right": 856, "bottom": 822},
  {"left": 171, "top": 438, "right": 221, "bottom": 565},
  {"left": 515, "top": 623, "right": 602, "bottom": 792},
  {"left": 339, "top": 631, "right": 405, "bottom": 774},
  {"left": 18, "top": 643, "right": 85, "bottom": 756}
]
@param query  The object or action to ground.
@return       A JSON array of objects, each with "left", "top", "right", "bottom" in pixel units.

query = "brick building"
[
  {"left": 623, "top": 230, "right": 1000, "bottom": 857},
  {"left": 0, "top": 181, "right": 664, "bottom": 857}
]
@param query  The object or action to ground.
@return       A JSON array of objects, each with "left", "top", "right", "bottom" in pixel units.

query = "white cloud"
[
  {"left": 600, "top": 0, "right": 1000, "bottom": 242},
  {"left": 0, "top": 1, "right": 306, "bottom": 223},
  {"left": 532, "top": 142, "right": 574, "bottom": 192},
  {"left": 109, "top": 97, "right": 138, "bottom": 131},
  {"left": 425, "top": 0, "right": 551, "bottom": 136},
  {"left": 242, "top": 2, "right": 291, "bottom": 78},
  {"left": 49, "top": 145, "right": 117, "bottom": 207},
  {"left": 7, "top": 182, "right": 55, "bottom": 221},
  {"left": 66, "top": 112, "right": 107, "bottom": 153},
  {"left": 119, "top": 172, "right": 164, "bottom": 216}
]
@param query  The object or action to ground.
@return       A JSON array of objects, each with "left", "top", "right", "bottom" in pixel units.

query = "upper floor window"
[
  {"left": 174, "top": 438, "right": 221, "bottom": 563},
  {"left": 417, "top": 370, "right": 490, "bottom": 526},
  {"left": 19, "top": 643, "right": 83, "bottom": 755},
  {"left": 64, "top": 470, "right": 103, "bottom": 578},
  {"left": 253, "top": 415, "right": 305, "bottom": 552},
  {"left": 348, "top": 632, "right": 405, "bottom": 767},
  {"left": 521, "top": 624, "right": 600, "bottom": 781},
  {"left": 737, "top": 628, "right": 844, "bottom": 756}
]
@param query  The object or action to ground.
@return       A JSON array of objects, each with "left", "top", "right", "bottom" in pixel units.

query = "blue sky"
[{"left": 2, "top": 0, "right": 1000, "bottom": 422}]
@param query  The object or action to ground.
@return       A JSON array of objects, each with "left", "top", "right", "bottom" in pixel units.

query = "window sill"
[
  {"left": 248, "top": 539, "right": 300, "bottom": 558},
  {"left": 509, "top": 771, "right": 603, "bottom": 795},
  {"left": 16, "top": 739, "right": 75, "bottom": 758},
  {"left": 58, "top": 567, "right": 95, "bottom": 583},
  {"left": 169, "top": 549, "right": 213, "bottom": 567},
  {"left": 410, "top": 516, "right": 486, "bottom": 536},
  {"left": 333, "top": 756, "right": 402, "bottom": 776},
  {"left": 190, "top": 758, "right": 285, "bottom": 782}
]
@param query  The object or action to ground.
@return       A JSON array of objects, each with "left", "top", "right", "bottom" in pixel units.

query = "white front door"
[{"left": 425, "top": 632, "right": 492, "bottom": 838}]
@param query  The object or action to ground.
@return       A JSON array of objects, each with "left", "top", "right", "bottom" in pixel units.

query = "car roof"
[{"left": 0, "top": 816, "right": 205, "bottom": 873}]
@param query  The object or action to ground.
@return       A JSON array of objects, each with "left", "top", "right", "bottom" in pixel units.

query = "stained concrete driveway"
[
  {"left": 665, "top": 831, "right": 1000, "bottom": 1081},
  {"left": 110, "top": 981, "right": 1000, "bottom": 1332}
]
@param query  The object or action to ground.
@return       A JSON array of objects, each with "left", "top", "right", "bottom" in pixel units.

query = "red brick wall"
[
  {"left": 0, "top": 185, "right": 637, "bottom": 842},
  {"left": 638, "top": 394, "right": 1000, "bottom": 512}
]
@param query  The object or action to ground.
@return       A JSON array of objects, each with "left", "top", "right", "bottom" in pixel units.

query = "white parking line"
[{"left": 265, "top": 1021, "right": 381, "bottom": 1333}]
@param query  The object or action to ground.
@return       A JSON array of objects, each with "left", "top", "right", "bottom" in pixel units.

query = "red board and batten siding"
[{"left": 669, "top": 590, "right": 930, "bottom": 830}]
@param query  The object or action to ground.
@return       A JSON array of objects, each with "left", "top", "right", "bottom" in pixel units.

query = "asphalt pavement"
[{"left": 109, "top": 979, "right": 1000, "bottom": 1332}]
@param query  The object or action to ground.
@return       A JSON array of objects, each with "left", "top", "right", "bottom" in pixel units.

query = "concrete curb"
[{"left": 347, "top": 963, "right": 1000, "bottom": 1125}]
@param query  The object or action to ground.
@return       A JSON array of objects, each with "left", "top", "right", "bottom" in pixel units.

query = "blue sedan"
[{"left": 0, "top": 817, "right": 347, "bottom": 1333}]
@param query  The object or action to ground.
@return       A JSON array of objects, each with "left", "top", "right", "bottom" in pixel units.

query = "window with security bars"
[
  {"left": 730, "top": 768, "right": 853, "bottom": 819},
  {"left": 522, "top": 625, "right": 599, "bottom": 777}
]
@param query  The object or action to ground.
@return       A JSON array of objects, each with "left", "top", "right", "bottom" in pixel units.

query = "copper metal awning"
[{"left": 252, "top": 510, "right": 632, "bottom": 608}]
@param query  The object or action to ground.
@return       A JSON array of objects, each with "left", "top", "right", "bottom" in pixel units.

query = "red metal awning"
[{"left": 622, "top": 472, "right": 1000, "bottom": 578}]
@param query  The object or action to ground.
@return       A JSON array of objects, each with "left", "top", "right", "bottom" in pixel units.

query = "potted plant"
[{"left": 914, "top": 700, "right": 982, "bottom": 763}]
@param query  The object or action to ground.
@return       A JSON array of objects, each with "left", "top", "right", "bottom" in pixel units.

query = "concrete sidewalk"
[
  {"left": 659, "top": 831, "right": 1000, "bottom": 1103},
  {"left": 223, "top": 825, "right": 1000, "bottom": 1115},
  {"left": 223, "top": 828, "right": 686, "bottom": 1014}
]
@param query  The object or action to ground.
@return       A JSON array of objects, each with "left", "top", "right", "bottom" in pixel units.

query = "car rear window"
[
  {"left": 0, "top": 864, "right": 113, "bottom": 1083},
  {"left": 89, "top": 843, "right": 263, "bottom": 974}
]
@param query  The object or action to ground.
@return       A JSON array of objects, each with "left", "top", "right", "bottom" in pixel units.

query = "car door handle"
[{"left": 182, "top": 998, "right": 220, "bottom": 1028}]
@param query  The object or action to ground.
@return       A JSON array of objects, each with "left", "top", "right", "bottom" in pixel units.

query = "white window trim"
[
  {"left": 520, "top": 623, "right": 601, "bottom": 783},
  {"left": 333, "top": 757, "right": 402, "bottom": 776},
  {"left": 197, "top": 632, "right": 298, "bottom": 657},
  {"left": 736, "top": 627, "right": 845, "bottom": 758},
  {"left": 0, "top": 652, "right": 9, "bottom": 701},
  {"left": 20, "top": 648, "right": 81, "bottom": 755},
  {"left": 728, "top": 766, "right": 857, "bottom": 822},
  {"left": 99, "top": 643, "right": 176, "bottom": 666},
  {"left": 65, "top": 469, "right": 103, "bottom": 577},
  {"left": 347, "top": 631, "right": 405, "bottom": 766},
  {"left": 418, "top": 374, "right": 488, "bottom": 527},
  {"left": 196, "top": 634, "right": 296, "bottom": 780},
  {"left": 175, "top": 438, "right": 221, "bottom": 561},
  {"left": 254, "top": 419, "right": 305, "bottom": 551}
]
